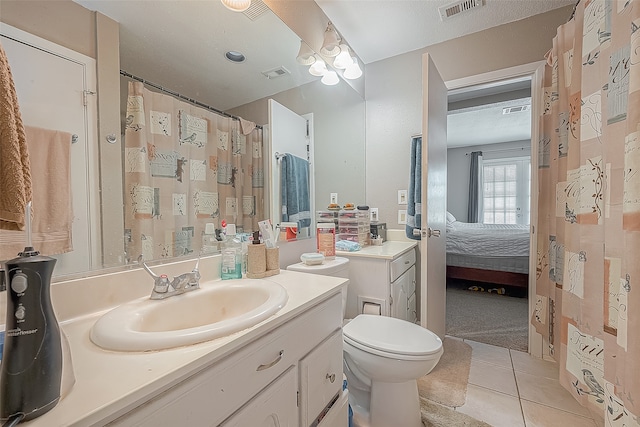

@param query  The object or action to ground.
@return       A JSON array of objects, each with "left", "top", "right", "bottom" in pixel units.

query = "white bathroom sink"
[{"left": 90, "top": 279, "right": 288, "bottom": 352}]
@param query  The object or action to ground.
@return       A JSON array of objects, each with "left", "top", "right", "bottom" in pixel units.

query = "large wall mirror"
[{"left": 0, "top": 0, "right": 365, "bottom": 279}]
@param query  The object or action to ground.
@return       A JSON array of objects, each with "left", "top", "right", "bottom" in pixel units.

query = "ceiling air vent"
[
  {"left": 439, "top": 0, "right": 484, "bottom": 21},
  {"left": 242, "top": 0, "right": 270, "bottom": 21},
  {"left": 502, "top": 105, "right": 531, "bottom": 115},
  {"left": 261, "top": 66, "right": 290, "bottom": 79}
]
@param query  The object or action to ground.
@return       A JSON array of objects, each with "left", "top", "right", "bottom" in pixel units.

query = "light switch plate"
[
  {"left": 370, "top": 208, "right": 379, "bottom": 222},
  {"left": 330, "top": 193, "right": 338, "bottom": 204},
  {"left": 398, "top": 189, "right": 408, "bottom": 205},
  {"left": 398, "top": 209, "right": 407, "bottom": 224}
]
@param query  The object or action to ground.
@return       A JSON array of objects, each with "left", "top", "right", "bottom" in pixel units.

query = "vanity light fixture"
[
  {"left": 344, "top": 57, "right": 363, "bottom": 80},
  {"left": 320, "top": 23, "right": 341, "bottom": 57},
  {"left": 309, "top": 56, "right": 328, "bottom": 77},
  {"left": 220, "top": 0, "right": 251, "bottom": 12},
  {"left": 333, "top": 44, "right": 353, "bottom": 70},
  {"left": 296, "top": 41, "right": 316, "bottom": 66},
  {"left": 321, "top": 70, "right": 339, "bottom": 86}
]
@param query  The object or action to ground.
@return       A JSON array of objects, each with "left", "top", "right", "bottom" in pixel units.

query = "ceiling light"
[
  {"left": 220, "top": 0, "right": 251, "bottom": 12},
  {"left": 309, "top": 56, "right": 328, "bottom": 77},
  {"left": 333, "top": 44, "right": 352, "bottom": 70},
  {"left": 344, "top": 57, "right": 362, "bottom": 80},
  {"left": 320, "top": 23, "right": 341, "bottom": 57},
  {"left": 321, "top": 70, "right": 339, "bottom": 86},
  {"left": 296, "top": 41, "right": 316, "bottom": 65},
  {"left": 225, "top": 51, "right": 246, "bottom": 63}
]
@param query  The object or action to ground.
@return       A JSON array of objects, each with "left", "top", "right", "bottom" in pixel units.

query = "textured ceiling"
[{"left": 315, "top": 0, "right": 576, "bottom": 64}]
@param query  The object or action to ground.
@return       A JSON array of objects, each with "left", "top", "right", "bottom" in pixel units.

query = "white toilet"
[
  {"left": 343, "top": 315, "right": 443, "bottom": 427},
  {"left": 287, "top": 256, "right": 443, "bottom": 427}
]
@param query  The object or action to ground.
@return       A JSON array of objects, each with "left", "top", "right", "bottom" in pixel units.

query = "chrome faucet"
[{"left": 142, "top": 258, "right": 201, "bottom": 300}]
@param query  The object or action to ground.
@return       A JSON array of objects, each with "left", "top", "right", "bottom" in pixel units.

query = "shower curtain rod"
[
  {"left": 120, "top": 70, "right": 262, "bottom": 130},
  {"left": 465, "top": 146, "right": 527, "bottom": 155}
]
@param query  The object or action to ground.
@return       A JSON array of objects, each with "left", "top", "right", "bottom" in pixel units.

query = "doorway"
[{"left": 443, "top": 61, "right": 544, "bottom": 357}]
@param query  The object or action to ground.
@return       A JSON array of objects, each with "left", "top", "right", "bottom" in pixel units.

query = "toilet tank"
[
  {"left": 287, "top": 256, "right": 349, "bottom": 278},
  {"left": 287, "top": 257, "right": 349, "bottom": 317}
]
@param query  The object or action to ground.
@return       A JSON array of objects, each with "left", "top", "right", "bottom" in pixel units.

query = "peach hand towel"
[
  {"left": 239, "top": 117, "right": 257, "bottom": 135},
  {"left": 0, "top": 41, "right": 32, "bottom": 231},
  {"left": 0, "top": 126, "right": 73, "bottom": 259}
]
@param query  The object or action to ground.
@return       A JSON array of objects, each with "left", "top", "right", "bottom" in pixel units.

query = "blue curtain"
[{"left": 467, "top": 151, "right": 483, "bottom": 223}]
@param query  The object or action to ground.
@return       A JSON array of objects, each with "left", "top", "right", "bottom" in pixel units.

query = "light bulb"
[
  {"left": 309, "top": 56, "right": 327, "bottom": 77},
  {"left": 344, "top": 57, "right": 362, "bottom": 79},
  {"left": 333, "top": 45, "right": 352, "bottom": 70},
  {"left": 321, "top": 70, "right": 339, "bottom": 86}
]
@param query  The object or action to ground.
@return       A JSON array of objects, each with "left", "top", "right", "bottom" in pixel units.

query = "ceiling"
[
  {"left": 74, "top": 0, "right": 574, "bottom": 147},
  {"left": 315, "top": 0, "right": 575, "bottom": 65},
  {"left": 315, "top": 0, "right": 574, "bottom": 148}
]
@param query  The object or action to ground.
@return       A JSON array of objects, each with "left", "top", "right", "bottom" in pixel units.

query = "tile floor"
[{"left": 447, "top": 337, "right": 601, "bottom": 427}]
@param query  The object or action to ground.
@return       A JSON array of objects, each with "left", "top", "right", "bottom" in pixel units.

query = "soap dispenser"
[
  {"left": 220, "top": 222, "right": 242, "bottom": 280},
  {"left": 247, "top": 231, "right": 266, "bottom": 279}
]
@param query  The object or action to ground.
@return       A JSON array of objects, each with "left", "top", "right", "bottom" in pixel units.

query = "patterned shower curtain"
[
  {"left": 533, "top": 0, "right": 640, "bottom": 424},
  {"left": 123, "top": 81, "right": 264, "bottom": 261}
]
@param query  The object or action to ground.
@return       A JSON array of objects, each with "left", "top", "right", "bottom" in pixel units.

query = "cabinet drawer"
[
  {"left": 221, "top": 367, "right": 298, "bottom": 426},
  {"left": 108, "top": 293, "right": 342, "bottom": 427},
  {"left": 299, "top": 329, "right": 344, "bottom": 426},
  {"left": 390, "top": 249, "right": 415, "bottom": 282}
]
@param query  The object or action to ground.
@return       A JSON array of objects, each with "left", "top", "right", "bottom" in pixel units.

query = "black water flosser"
[{"left": 1, "top": 202, "right": 62, "bottom": 424}]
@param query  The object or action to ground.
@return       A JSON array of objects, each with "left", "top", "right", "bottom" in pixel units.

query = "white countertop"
[
  {"left": 21, "top": 270, "right": 346, "bottom": 427},
  {"left": 336, "top": 240, "right": 417, "bottom": 260}
]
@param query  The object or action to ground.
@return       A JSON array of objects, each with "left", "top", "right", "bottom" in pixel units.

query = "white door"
[
  {"left": 419, "top": 54, "right": 448, "bottom": 338},
  {"left": 1, "top": 24, "right": 99, "bottom": 277},
  {"left": 267, "top": 99, "right": 315, "bottom": 236}
]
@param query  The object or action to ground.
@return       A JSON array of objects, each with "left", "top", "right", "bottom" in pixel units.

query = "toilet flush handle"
[{"left": 326, "top": 373, "right": 336, "bottom": 383}]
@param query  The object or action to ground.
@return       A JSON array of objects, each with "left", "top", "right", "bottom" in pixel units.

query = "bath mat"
[
  {"left": 417, "top": 337, "right": 472, "bottom": 407},
  {"left": 421, "top": 398, "right": 491, "bottom": 427}
]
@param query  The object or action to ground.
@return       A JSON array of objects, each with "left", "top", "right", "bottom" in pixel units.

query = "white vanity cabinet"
[
  {"left": 106, "top": 293, "right": 346, "bottom": 427},
  {"left": 338, "top": 242, "right": 417, "bottom": 323},
  {"left": 221, "top": 367, "right": 298, "bottom": 426}
]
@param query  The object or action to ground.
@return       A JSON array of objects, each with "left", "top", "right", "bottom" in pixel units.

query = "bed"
[{"left": 445, "top": 212, "right": 530, "bottom": 289}]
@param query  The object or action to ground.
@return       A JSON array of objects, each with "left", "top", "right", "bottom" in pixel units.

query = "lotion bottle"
[{"left": 221, "top": 223, "right": 242, "bottom": 279}]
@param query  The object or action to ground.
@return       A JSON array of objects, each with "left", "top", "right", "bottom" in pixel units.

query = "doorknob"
[{"left": 427, "top": 228, "right": 441, "bottom": 238}]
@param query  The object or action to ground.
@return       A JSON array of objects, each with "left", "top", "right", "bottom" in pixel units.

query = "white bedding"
[{"left": 446, "top": 222, "right": 530, "bottom": 257}]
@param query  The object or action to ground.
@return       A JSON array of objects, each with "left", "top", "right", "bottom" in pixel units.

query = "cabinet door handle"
[
  {"left": 256, "top": 350, "right": 284, "bottom": 371},
  {"left": 326, "top": 373, "right": 336, "bottom": 383}
]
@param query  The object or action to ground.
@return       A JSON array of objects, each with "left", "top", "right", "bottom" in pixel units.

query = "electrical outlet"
[
  {"left": 370, "top": 208, "right": 379, "bottom": 222},
  {"left": 398, "top": 209, "right": 407, "bottom": 224},
  {"left": 330, "top": 193, "right": 338, "bottom": 204}
]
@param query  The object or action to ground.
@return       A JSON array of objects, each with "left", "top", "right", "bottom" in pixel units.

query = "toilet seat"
[{"left": 343, "top": 315, "right": 442, "bottom": 360}]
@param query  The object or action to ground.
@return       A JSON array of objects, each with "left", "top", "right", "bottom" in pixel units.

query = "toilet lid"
[
  {"left": 286, "top": 257, "right": 349, "bottom": 275},
  {"left": 343, "top": 314, "right": 442, "bottom": 357}
]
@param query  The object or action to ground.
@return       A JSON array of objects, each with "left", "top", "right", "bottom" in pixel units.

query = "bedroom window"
[{"left": 482, "top": 156, "right": 530, "bottom": 225}]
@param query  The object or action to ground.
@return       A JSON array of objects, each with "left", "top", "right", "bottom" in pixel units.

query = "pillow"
[
  {"left": 446, "top": 211, "right": 457, "bottom": 231},
  {"left": 446, "top": 211, "right": 456, "bottom": 224}
]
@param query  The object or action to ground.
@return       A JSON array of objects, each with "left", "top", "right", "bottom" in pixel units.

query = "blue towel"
[
  {"left": 281, "top": 154, "right": 311, "bottom": 229},
  {"left": 406, "top": 137, "right": 421, "bottom": 240}
]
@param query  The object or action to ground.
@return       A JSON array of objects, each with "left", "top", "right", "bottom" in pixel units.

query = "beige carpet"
[
  {"left": 417, "top": 337, "right": 472, "bottom": 407},
  {"left": 421, "top": 398, "right": 492, "bottom": 427}
]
